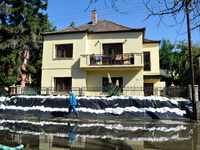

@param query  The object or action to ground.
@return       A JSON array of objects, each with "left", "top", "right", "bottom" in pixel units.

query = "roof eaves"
[
  {"left": 87, "top": 28, "right": 146, "bottom": 34},
  {"left": 42, "top": 28, "right": 145, "bottom": 35},
  {"left": 143, "top": 38, "right": 161, "bottom": 44},
  {"left": 42, "top": 30, "right": 88, "bottom": 36}
]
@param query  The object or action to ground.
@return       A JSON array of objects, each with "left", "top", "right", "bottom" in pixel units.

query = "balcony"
[{"left": 80, "top": 53, "right": 143, "bottom": 70}]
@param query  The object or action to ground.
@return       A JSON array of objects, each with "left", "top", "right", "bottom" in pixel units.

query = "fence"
[{"left": 16, "top": 86, "right": 190, "bottom": 98}]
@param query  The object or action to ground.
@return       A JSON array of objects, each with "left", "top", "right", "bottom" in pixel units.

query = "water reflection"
[
  {"left": 0, "top": 118, "right": 198, "bottom": 150},
  {"left": 68, "top": 122, "right": 78, "bottom": 148}
]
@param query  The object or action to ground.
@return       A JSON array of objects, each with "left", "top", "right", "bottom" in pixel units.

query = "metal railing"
[
  {"left": 89, "top": 53, "right": 135, "bottom": 65},
  {"left": 19, "top": 86, "right": 190, "bottom": 98}
]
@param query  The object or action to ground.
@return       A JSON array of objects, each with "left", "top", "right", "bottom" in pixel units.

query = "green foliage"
[
  {"left": 160, "top": 39, "right": 200, "bottom": 86},
  {"left": 107, "top": 83, "right": 121, "bottom": 96},
  {"left": 0, "top": 86, "right": 8, "bottom": 96},
  {"left": 159, "top": 39, "right": 175, "bottom": 75},
  {"left": 161, "top": 76, "right": 180, "bottom": 87},
  {"left": 130, "top": 52, "right": 134, "bottom": 58},
  {"left": 90, "top": 53, "right": 95, "bottom": 59},
  {"left": 0, "top": 0, "right": 56, "bottom": 87},
  {"left": 25, "top": 88, "right": 37, "bottom": 95}
]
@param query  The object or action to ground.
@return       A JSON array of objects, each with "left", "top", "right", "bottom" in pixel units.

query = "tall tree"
[
  {"left": 159, "top": 39, "right": 175, "bottom": 75},
  {"left": 160, "top": 39, "right": 200, "bottom": 86},
  {"left": 0, "top": 0, "right": 56, "bottom": 88},
  {"left": 174, "top": 40, "right": 200, "bottom": 86}
]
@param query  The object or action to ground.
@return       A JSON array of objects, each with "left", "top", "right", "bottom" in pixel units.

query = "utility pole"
[{"left": 186, "top": 0, "right": 197, "bottom": 120}]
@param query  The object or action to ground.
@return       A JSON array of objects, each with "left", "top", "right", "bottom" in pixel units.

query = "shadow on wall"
[{"left": 71, "top": 58, "right": 85, "bottom": 79}]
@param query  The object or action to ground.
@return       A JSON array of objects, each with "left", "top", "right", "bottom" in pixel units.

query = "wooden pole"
[{"left": 186, "top": 0, "right": 197, "bottom": 120}]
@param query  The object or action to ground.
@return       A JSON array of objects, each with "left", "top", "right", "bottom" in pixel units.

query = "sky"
[{"left": 45, "top": 0, "right": 199, "bottom": 44}]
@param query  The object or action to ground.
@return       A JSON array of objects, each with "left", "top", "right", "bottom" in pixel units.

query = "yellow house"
[{"left": 41, "top": 10, "right": 165, "bottom": 96}]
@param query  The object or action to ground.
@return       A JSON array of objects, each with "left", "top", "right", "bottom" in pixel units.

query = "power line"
[
  {"left": 47, "top": 1, "right": 166, "bottom": 29},
  {"left": 49, "top": 6, "right": 148, "bottom": 21},
  {"left": 174, "top": 16, "right": 186, "bottom": 42},
  {"left": 50, "top": 7, "right": 147, "bottom": 23},
  {"left": 51, "top": 9, "right": 147, "bottom": 27},
  {"left": 48, "top": 4, "right": 166, "bottom": 25},
  {"left": 48, "top": 1, "right": 145, "bottom": 18}
]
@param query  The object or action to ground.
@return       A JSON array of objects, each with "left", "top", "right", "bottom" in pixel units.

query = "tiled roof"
[
  {"left": 43, "top": 20, "right": 160, "bottom": 44},
  {"left": 144, "top": 38, "right": 161, "bottom": 43},
  {"left": 43, "top": 20, "right": 145, "bottom": 35}
]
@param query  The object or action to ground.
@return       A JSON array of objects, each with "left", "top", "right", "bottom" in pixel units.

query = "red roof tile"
[
  {"left": 42, "top": 20, "right": 160, "bottom": 44},
  {"left": 43, "top": 20, "right": 145, "bottom": 35}
]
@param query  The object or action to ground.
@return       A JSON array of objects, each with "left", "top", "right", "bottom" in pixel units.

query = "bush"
[
  {"left": 0, "top": 86, "right": 8, "bottom": 96},
  {"left": 107, "top": 84, "right": 121, "bottom": 96}
]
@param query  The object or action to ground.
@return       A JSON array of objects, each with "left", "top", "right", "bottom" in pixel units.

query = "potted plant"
[
  {"left": 90, "top": 53, "right": 95, "bottom": 65},
  {"left": 130, "top": 53, "right": 134, "bottom": 64}
]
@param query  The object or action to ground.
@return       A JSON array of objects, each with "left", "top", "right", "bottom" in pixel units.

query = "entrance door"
[{"left": 144, "top": 83, "right": 153, "bottom": 96}]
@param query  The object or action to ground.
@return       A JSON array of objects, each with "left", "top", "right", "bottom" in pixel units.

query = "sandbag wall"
[{"left": 0, "top": 95, "right": 193, "bottom": 119}]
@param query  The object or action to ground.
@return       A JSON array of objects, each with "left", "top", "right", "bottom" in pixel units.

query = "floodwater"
[{"left": 0, "top": 115, "right": 199, "bottom": 150}]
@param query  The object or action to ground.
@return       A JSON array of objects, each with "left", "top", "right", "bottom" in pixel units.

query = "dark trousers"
[{"left": 68, "top": 105, "right": 77, "bottom": 114}]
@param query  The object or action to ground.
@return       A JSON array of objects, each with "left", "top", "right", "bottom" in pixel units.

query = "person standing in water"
[{"left": 67, "top": 90, "right": 79, "bottom": 118}]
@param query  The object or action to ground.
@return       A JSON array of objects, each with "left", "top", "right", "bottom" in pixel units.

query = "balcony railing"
[
  {"left": 80, "top": 53, "right": 143, "bottom": 69},
  {"left": 90, "top": 53, "right": 134, "bottom": 65}
]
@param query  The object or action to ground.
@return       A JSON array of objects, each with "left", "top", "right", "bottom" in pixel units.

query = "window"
[
  {"left": 54, "top": 77, "right": 72, "bottom": 91},
  {"left": 102, "top": 77, "right": 123, "bottom": 92},
  {"left": 102, "top": 43, "right": 123, "bottom": 64},
  {"left": 144, "top": 52, "right": 151, "bottom": 71},
  {"left": 102, "top": 43, "right": 123, "bottom": 55},
  {"left": 56, "top": 44, "right": 73, "bottom": 58}
]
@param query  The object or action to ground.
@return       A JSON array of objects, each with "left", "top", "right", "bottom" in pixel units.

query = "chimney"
[{"left": 92, "top": 9, "right": 97, "bottom": 25}]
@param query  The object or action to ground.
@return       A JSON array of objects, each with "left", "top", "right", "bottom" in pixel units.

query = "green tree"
[
  {"left": 0, "top": 0, "right": 56, "bottom": 88},
  {"left": 159, "top": 39, "right": 175, "bottom": 75},
  {"left": 174, "top": 40, "right": 200, "bottom": 86},
  {"left": 160, "top": 39, "right": 200, "bottom": 86}
]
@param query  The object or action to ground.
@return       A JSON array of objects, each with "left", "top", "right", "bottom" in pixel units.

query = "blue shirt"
[{"left": 69, "top": 93, "right": 77, "bottom": 106}]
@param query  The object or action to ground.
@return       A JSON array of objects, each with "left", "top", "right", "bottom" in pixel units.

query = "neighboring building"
[{"left": 41, "top": 10, "right": 165, "bottom": 96}]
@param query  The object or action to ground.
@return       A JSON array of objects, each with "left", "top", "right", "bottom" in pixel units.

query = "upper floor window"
[
  {"left": 144, "top": 52, "right": 151, "bottom": 71},
  {"left": 56, "top": 44, "right": 73, "bottom": 58},
  {"left": 102, "top": 43, "right": 123, "bottom": 65},
  {"left": 102, "top": 43, "right": 122, "bottom": 55}
]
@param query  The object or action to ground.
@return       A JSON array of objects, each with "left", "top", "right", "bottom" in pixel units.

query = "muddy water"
[{"left": 0, "top": 116, "right": 199, "bottom": 150}]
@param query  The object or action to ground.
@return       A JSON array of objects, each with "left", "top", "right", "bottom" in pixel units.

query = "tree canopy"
[
  {"left": 160, "top": 39, "right": 200, "bottom": 86},
  {"left": 0, "top": 0, "right": 56, "bottom": 88}
]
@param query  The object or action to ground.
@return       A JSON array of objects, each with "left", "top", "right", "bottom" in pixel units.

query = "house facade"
[{"left": 41, "top": 10, "right": 165, "bottom": 96}]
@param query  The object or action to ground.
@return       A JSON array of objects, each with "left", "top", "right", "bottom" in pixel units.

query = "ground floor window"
[
  {"left": 54, "top": 77, "right": 72, "bottom": 91},
  {"left": 144, "top": 83, "right": 153, "bottom": 96},
  {"left": 102, "top": 77, "right": 123, "bottom": 92}
]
